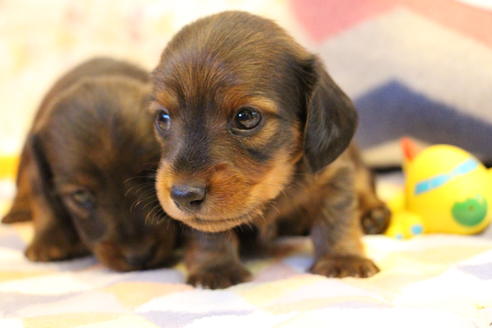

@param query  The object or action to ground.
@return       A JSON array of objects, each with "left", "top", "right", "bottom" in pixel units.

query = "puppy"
[
  {"left": 2, "top": 58, "right": 176, "bottom": 271},
  {"left": 150, "top": 11, "right": 388, "bottom": 288}
]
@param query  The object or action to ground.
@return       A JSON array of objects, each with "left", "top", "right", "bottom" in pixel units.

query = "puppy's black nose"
[{"left": 171, "top": 185, "right": 206, "bottom": 211}]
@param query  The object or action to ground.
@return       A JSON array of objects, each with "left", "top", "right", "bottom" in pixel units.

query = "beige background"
[{"left": 0, "top": 0, "right": 308, "bottom": 156}]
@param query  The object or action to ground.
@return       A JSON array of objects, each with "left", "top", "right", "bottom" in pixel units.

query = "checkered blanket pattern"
[{"left": 1, "top": 177, "right": 492, "bottom": 327}]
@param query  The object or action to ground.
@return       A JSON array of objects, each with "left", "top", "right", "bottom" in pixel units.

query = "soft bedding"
[{"left": 1, "top": 176, "right": 491, "bottom": 328}]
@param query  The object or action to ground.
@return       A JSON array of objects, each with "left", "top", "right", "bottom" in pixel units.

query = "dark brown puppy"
[
  {"left": 2, "top": 58, "right": 176, "bottom": 271},
  {"left": 350, "top": 146, "right": 390, "bottom": 235},
  {"left": 151, "top": 11, "right": 388, "bottom": 288}
]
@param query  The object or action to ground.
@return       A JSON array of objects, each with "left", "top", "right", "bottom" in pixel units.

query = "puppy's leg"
[
  {"left": 309, "top": 165, "right": 379, "bottom": 278},
  {"left": 185, "top": 230, "right": 251, "bottom": 289},
  {"left": 351, "top": 147, "right": 390, "bottom": 234},
  {"left": 26, "top": 189, "right": 89, "bottom": 261}
]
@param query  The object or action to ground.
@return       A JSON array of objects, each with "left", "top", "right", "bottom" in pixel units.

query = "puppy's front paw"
[
  {"left": 25, "top": 239, "right": 88, "bottom": 262},
  {"left": 361, "top": 204, "right": 391, "bottom": 234},
  {"left": 187, "top": 262, "right": 252, "bottom": 289},
  {"left": 310, "top": 255, "right": 379, "bottom": 278}
]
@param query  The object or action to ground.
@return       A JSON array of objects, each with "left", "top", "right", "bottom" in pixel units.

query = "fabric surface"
[
  {"left": 292, "top": 0, "right": 492, "bottom": 167},
  {"left": 1, "top": 175, "right": 492, "bottom": 328}
]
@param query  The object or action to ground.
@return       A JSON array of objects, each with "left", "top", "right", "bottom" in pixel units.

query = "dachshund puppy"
[
  {"left": 150, "top": 11, "right": 388, "bottom": 288},
  {"left": 2, "top": 58, "right": 176, "bottom": 271},
  {"left": 352, "top": 147, "right": 390, "bottom": 235}
]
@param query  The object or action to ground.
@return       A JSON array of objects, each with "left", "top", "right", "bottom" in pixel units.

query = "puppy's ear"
[
  {"left": 30, "top": 134, "right": 55, "bottom": 197},
  {"left": 1, "top": 132, "right": 60, "bottom": 224},
  {"left": 24, "top": 132, "right": 86, "bottom": 261},
  {"left": 29, "top": 131, "right": 72, "bottom": 223},
  {"left": 299, "top": 56, "right": 358, "bottom": 173}
]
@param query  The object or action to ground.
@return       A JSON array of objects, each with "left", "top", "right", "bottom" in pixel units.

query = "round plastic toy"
[{"left": 385, "top": 139, "right": 492, "bottom": 239}]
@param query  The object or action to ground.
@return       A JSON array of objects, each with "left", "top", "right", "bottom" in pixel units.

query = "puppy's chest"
[
  {"left": 261, "top": 159, "right": 351, "bottom": 224},
  {"left": 262, "top": 176, "right": 325, "bottom": 223}
]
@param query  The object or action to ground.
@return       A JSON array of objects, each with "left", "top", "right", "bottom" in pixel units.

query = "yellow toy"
[
  {"left": 385, "top": 139, "right": 492, "bottom": 239},
  {"left": 0, "top": 155, "right": 18, "bottom": 179}
]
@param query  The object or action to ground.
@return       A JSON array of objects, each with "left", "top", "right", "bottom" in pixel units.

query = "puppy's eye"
[
  {"left": 233, "top": 107, "right": 262, "bottom": 130},
  {"left": 155, "top": 109, "right": 171, "bottom": 131},
  {"left": 71, "top": 190, "right": 95, "bottom": 209}
]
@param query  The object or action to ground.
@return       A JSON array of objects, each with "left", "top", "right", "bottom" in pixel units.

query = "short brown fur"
[
  {"left": 3, "top": 58, "right": 177, "bottom": 271},
  {"left": 151, "top": 12, "right": 389, "bottom": 288}
]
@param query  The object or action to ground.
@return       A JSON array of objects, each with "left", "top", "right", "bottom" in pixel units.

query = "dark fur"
[
  {"left": 151, "top": 12, "right": 389, "bottom": 288},
  {"left": 2, "top": 58, "right": 177, "bottom": 271}
]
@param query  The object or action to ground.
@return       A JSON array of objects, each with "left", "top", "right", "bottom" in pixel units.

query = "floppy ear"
[
  {"left": 300, "top": 57, "right": 358, "bottom": 173},
  {"left": 1, "top": 143, "right": 33, "bottom": 223},
  {"left": 23, "top": 131, "right": 86, "bottom": 261},
  {"left": 29, "top": 131, "right": 76, "bottom": 225},
  {"left": 0, "top": 133, "right": 55, "bottom": 224},
  {"left": 30, "top": 133, "right": 59, "bottom": 204}
]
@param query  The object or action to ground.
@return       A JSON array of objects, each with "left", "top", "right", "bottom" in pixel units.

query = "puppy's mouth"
[
  {"left": 182, "top": 209, "right": 261, "bottom": 232},
  {"left": 94, "top": 241, "right": 174, "bottom": 272},
  {"left": 189, "top": 217, "right": 247, "bottom": 232},
  {"left": 157, "top": 189, "right": 263, "bottom": 232}
]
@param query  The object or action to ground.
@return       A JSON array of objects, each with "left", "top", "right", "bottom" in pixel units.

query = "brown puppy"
[
  {"left": 2, "top": 58, "right": 176, "bottom": 271},
  {"left": 151, "top": 11, "right": 388, "bottom": 288},
  {"left": 351, "top": 147, "right": 390, "bottom": 235}
]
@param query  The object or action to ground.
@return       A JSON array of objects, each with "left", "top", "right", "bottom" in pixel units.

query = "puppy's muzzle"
[
  {"left": 124, "top": 249, "right": 154, "bottom": 269},
  {"left": 170, "top": 184, "right": 206, "bottom": 212}
]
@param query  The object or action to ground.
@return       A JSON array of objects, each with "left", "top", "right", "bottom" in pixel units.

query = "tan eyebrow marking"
[
  {"left": 247, "top": 97, "right": 278, "bottom": 115},
  {"left": 153, "top": 90, "right": 179, "bottom": 113}
]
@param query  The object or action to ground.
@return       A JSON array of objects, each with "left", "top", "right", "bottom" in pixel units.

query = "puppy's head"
[
  {"left": 32, "top": 76, "right": 175, "bottom": 271},
  {"left": 151, "top": 11, "right": 357, "bottom": 232}
]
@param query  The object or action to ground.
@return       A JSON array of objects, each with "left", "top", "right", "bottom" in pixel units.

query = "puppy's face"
[
  {"left": 151, "top": 12, "right": 357, "bottom": 232},
  {"left": 35, "top": 77, "right": 175, "bottom": 271}
]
